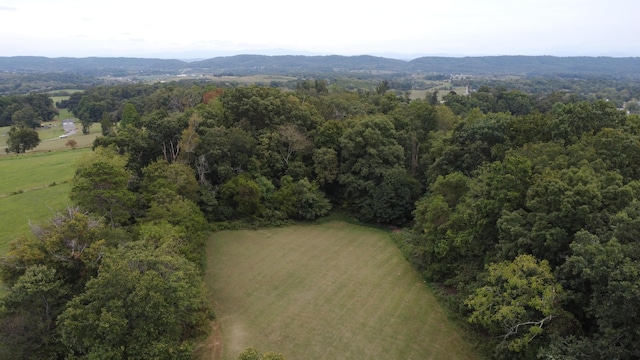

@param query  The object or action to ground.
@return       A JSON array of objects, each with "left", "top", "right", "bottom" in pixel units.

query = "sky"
[{"left": 0, "top": 0, "right": 638, "bottom": 59}]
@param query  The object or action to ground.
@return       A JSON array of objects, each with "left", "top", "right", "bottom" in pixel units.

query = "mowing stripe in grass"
[
  {"left": 0, "top": 149, "right": 88, "bottom": 196},
  {"left": 0, "top": 183, "right": 72, "bottom": 253},
  {"left": 205, "top": 221, "right": 479, "bottom": 360}
]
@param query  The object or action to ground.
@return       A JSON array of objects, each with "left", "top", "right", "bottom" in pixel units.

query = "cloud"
[{"left": 0, "top": 6, "right": 16, "bottom": 11}]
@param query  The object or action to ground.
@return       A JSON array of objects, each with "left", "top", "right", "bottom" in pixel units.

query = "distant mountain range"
[{"left": 1, "top": 55, "right": 640, "bottom": 78}]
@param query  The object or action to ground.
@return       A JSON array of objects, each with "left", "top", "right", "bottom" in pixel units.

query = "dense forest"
[{"left": 2, "top": 75, "right": 640, "bottom": 358}]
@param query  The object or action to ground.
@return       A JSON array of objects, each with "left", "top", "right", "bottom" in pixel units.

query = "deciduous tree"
[
  {"left": 466, "top": 254, "right": 564, "bottom": 353},
  {"left": 5, "top": 126, "right": 40, "bottom": 153},
  {"left": 58, "top": 246, "right": 211, "bottom": 359},
  {"left": 70, "top": 148, "right": 137, "bottom": 227}
]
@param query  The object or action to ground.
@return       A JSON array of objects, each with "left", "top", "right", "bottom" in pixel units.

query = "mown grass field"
[
  {"left": 410, "top": 86, "right": 468, "bottom": 100},
  {"left": 0, "top": 183, "right": 73, "bottom": 254},
  {"left": 54, "top": 108, "right": 74, "bottom": 121},
  {"left": 0, "top": 149, "right": 89, "bottom": 196},
  {"left": 204, "top": 222, "right": 479, "bottom": 360},
  {"left": 0, "top": 123, "right": 102, "bottom": 153},
  {"left": 0, "top": 149, "right": 91, "bottom": 253}
]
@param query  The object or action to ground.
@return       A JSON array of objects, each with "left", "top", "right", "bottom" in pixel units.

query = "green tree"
[
  {"left": 391, "top": 99, "right": 437, "bottom": 177},
  {"left": 58, "top": 246, "right": 211, "bottom": 360},
  {"left": 466, "top": 254, "right": 564, "bottom": 353},
  {"left": 23, "top": 94, "right": 58, "bottom": 122},
  {"left": 119, "top": 102, "right": 141, "bottom": 128},
  {"left": 561, "top": 230, "right": 640, "bottom": 358},
  {"left": 625, "top": 99, "right": 640, "bottom": 114},
  {"left": 0, "top": 207, "right": 107, "bottom": 290},
  {"left": 141, "top": 160, "right": 200, "bottom": 203},
  {"left": 0, "top": 265, "right": 70, "bottom": 359},
  {"left": 0, "top": 208, "right": 107, "bottom": 359},
  {"left": 5, "top": 126, "right": 40, "bottom": 153},
  {"left": 196, "top": 125, "right": 259, "bottom": 185},
  {"left": 70, "top": 147, "right": 137, "bottom": 227},
  {"left": 550, "top": 100, "right": 626, "bottom": 144},
  {"left": 141, "top": 191, "right": 208, "bottom": 272},
  {"left": 338, "top": 114, "right": 407, "bottom": 222},
  {"left": 238, "top": 347, "right": 287, "bottom": 360},
  {"left": 92, "top": 124, "right": 155, "bottom": 173},
  {"left": 498, "top": 163, "right": 633, "bottom": 266},
  {"left": 312, "top": 147, "right": 339, "bottom": 186},
  {"left": 428, "top": 112, "right": 511, "bottom": 180},
  {"left": 11, "top": 105, "right": 41, "bottom": 128},
  {"left": 220, "top": 86, "right": 321, "bottom": 132},
  {"left": 368, "top": 167, "right": 421, "bottom": 225},
  {"left": 272, "top": 176, "right": 331, "bottom": 220},
  {"left": 73, "top": 94, "right": 109, "bottom": 134},
  {"left": 143, "top": 110, "right": 189, "bottom": 163},
  {"left": 376, "top": 80, "right": 390, "bottom": 95},
  {"left": 238, "top": 347, "right": 261, "bottom": 360},
  {"left": 428, "top": 89, "right": 439, "bottom": 106},
  {"left": 412, "top": 172, "right": 473, "bottom": 281},
  {"left": 100, "top": 113, "right": 114, "bottom": 136},
  {"left": 219, "top": 175, "right": 263, "bottom": 219},
  {"left": 313, "top": 119, "right": 345, "bottom": 150}
]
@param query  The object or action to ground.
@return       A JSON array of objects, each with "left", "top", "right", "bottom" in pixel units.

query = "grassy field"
[
  {"left": 0, "top": 149, "right": 91, "bottom": 252},
  {"left": 0, "top": 123, "right": 102, "bottom": 153},
  {"left": 0, "top": 149, "right": 89, "bottom": 196},
  {"left": 54, "top": 108, "right": 74, "bottom": 121},
  {"left": 0, "top": 183, "right": 73, "bottom": 254},
  {"left": 410, "top": 86, "right": 468, "bottom": 101},
  {"left": 203, "top": 222, "right": 479, "bottom": 360}
]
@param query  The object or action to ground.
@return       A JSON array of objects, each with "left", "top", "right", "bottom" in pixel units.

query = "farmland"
[
  {"left": 0, "top": 149, "right": 91, "bottom": 252},
  {"left": 1, "top": 122, "right": 101, "bottom": 153},
  {"left": 204, "top": 222, "right": 479, "bottom": 360}
]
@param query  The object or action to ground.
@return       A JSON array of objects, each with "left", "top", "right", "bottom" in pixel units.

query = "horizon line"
[{"left": 2, "top": 53, "right": 640, "bottom": 62}]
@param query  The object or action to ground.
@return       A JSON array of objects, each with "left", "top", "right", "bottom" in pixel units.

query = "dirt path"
[{"left": 193, "top": 321, "right": 223, "bottom": 360}]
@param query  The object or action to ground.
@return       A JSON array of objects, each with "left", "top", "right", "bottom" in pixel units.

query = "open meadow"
[
  {"left": 0, "top": 148, "right": 92, "bottom": 252},
  {"left": 0, "top": 183, "right": 72, "bottom": 254},
  {"left": 0, "top": 119, "right": 101, "bottom": 252},
  {"left": 203, "top": 222, "right": 479, "bottom": 360},
  {"left": 1, "top": 122, "right": 101, "bottom": 152}
]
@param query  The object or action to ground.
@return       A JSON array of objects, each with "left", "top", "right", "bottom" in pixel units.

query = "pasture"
[
  {"left": 0, "top": 149, "right": 90, "bottom": 252},
  {"left": 0, "top": 183, "right": 72, "bottom": 254},
  {"left": 0, "top": 123, "right": 102, "bottom": 153},
  {"left": 204, "top": 222, "right": 479, "bottom": 360}
]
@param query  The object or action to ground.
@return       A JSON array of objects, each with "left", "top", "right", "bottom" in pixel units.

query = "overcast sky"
[{"left": 1, "top": 0, "right": 638, "bottom": 59}]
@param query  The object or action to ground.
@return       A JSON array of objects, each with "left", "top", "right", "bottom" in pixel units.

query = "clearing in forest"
[{"left": 203, "top": 221, "right": 479, "bottom": 360}]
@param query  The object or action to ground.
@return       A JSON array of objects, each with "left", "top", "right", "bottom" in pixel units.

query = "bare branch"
[{"left": 501, "top": 315, "right": 554, "bottom": 342}]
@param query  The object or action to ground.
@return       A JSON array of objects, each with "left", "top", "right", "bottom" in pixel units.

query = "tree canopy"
[{"left": 3, "top": 77, "right": 640, "bottom": 359}]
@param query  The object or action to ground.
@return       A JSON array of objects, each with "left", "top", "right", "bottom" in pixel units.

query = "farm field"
[
  {"left": 410, "top": 86, "right": 468, "bottom": 100},
  {"left": 0, "top": 149, "right": 91, "bottom": 252},
  {"left": 0, "top": 183, "right": 72, "bottom": 254},
  {"left": 204, "top": 222, "right": 479, "bottom": 360},
  {"left": 1, "top": 123, "right": 102, "bottom": 152}
]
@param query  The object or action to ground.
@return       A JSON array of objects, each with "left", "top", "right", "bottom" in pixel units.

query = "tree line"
[
  {"left": 2, "top": 79, "right": 640, "bottom": 358},
  {"left": 0, "top": 145, "right": 212, "bottom": 358},
  {"left": 1, "top": 93, "right": 57, "bottom": 153}
]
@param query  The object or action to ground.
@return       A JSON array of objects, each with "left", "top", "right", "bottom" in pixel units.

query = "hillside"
[
  {"left": 2, "top": 55, "right": 640, "bottom": 78},
  {"left": 408, "top": 55, "right": 640, "bottom": 77}
]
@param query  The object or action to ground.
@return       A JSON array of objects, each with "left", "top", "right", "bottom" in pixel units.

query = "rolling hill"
[{"left": 2, "top": 54, "right": 639, "bottom": 78}]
